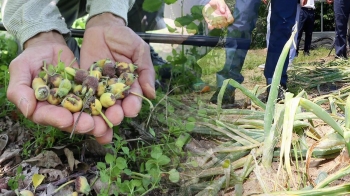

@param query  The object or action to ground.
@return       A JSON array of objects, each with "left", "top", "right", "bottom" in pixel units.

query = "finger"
[
  {"left": 132, "top": 43, "right": 156, "bottom": 99},
  {"left": 122, "top": 81, "right": 142, "bottom": 118},
  {"left": 104, "top": 102, "right": 124, "bottom": 125},
  {"left": 90, "top": 115, "right": 109, "bottom": 137},
  {"left": 219, "top": 3, "right": 226, "bottom": 13},
  {"left": 95, "top": 128, "right": 113, "bottom": 144},
  {"left": 7, "top": 59, "right": 37, "bottom": 118},
  {"left": 59, "top": 112, "right": 95, "bottom": 134},
  {"left": 31, "top": 102, "right": 74, "bottom": 129}
]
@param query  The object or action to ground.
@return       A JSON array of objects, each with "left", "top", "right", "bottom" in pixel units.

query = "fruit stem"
[
  {"left": 98, "top": 109, "right": 113, "bottom": 128},
  {"left": 130, "top": 92, "right": 154, "bottom": 110}
]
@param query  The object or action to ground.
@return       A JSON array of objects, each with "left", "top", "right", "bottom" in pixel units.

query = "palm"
[{"left": 7, "top": 43, "right": 96, "bottom": 134}]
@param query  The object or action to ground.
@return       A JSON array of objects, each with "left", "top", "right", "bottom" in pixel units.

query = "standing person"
[
  {"left": 203, "top": 0, "right": 261, "bottom": 108},
  {"left": 2, "top": 0, "right": 156, "bottom": 144},
  {"left": 264, "top": 0, "right": 305, "bottom": 100},
  {"left": 329, "top": 0, "right": 350, "bottom": 58},
  {"left": 296, "top": 0, "right": 316, "bottom": 56},
  {"left": 263, "top": 3, "right": 301, "bottom": 68}
]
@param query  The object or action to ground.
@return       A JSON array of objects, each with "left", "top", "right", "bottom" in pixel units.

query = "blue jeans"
[
  {"left": 264, "top": 0, "right": 297, "bottom": 87},
  {"left": 216, "top": 0, "right": 261, "bottom": 91}
]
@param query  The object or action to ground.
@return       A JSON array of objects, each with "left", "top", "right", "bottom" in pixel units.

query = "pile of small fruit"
[{"left": 31, "top": 51, "right": 138, "bottom": 128}]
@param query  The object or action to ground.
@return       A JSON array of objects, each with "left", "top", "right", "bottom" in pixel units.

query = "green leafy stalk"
[
  {"left": 262, "top": 26, "right": 296, "bottom": 168},
  {"left": 299, "top": 98, "right": 344, "bottom": 137},
  {"left": 344, "top": 95, "right": 350, "bottom": 155}
]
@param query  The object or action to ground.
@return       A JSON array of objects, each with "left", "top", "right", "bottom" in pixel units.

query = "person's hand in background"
[
  {"left": 79, "top": 13, "right": 156, "bottom": 144},
  {"left": 203, "top": 0, "right": 234, "bottom": 29}
]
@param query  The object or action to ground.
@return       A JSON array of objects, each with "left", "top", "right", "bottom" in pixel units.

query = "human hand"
[
  {"left": 6, "top": 31, "right": 107, "bottom": 143},
  {"left": 301, "top": 0, "right": 308, "bottom": 6},
  {"left": 326, "top": 0, "right": 333, "bottom": 4},
  {"left": 80, "top": 13, "right": 156, "bottom": 143},
  {"left": 262, "top": 0, "right": 268, "bottom": 5},
  {"left": 202, "top": 0, "right": 234, "bottom": 29}
]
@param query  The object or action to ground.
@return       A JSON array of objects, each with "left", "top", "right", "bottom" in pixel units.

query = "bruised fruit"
[
  {"left": 48, "top": 74, "right": 63, "bottom": 88},
  {"left": 100, "top": 93, "right": 116, "bottom": 108},
  {"left": 102, "top": 61, "right": 116, "bottom": 77},
  {"left": 62, "top": 94, "right": 83, "bottom": 113},
  {"left": 47, "top": 88, "right": 62, "bottom": 105},
  {"left": 116, "top": 62, "right": 138, "bottom": 75},
  {"left": 35, "top": 85, "right": 50, "bottom": 101},
  {"left": 32, "top": 77, "right": 47, "bottom": 91},
  {"left": 107, "top": 83, "right": 130, "bottom": 98},
  {"left": 119, "top": 72, "right": 138, "bottom": 86}
]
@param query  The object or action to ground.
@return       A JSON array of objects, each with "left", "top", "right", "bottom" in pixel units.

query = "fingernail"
[
  {"left": 18, "top": 97, "right": 30, "bottom": 118},
  {"left": 125, "top": 113, "right": 138, "bottom": 118},
  {"left": 81, "top": 126, "right": 95, "bottom": 134},
  {"left": 94, "top": 132, "right": 107, "bottom": 138}
]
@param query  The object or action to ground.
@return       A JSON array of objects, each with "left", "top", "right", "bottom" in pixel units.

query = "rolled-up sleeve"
[
  {"left": 86, "top": 0, "right": 135, "bottom": 25},
  {"left": 1, "top": 0, "right": 70, "bottom": 50}
]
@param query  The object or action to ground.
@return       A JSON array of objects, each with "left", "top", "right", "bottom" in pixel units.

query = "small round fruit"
[
  {"left": 47, "top": 88, "right": 62, "bottom": 105},
  {"left": 32, "top": 77, "right": 46, "bottom": 91},
  {"left": 119, "top": 72, "right": 138, "bottom": 86},
  {"left": 35, "top": 85, "right": 50, "bottom": 101},
  {"left": 97, "top": 81, "right": 107, "bottom": 97},
  {"left": 100, "top": 93, "right": 116, "bottom": 108},
  {"left": 48, "top": 74, "right": 63, "bottom": 88},
  {"left": 61, "top": 94, "right": 83, "bottom": 113}
]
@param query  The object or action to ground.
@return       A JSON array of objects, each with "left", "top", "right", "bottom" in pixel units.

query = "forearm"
[
  {"left": 86, "top": 0, "right": 135, "bottom": 25},
  {"left": 2, "top": 0, "right": 70, "bottom": 50}
]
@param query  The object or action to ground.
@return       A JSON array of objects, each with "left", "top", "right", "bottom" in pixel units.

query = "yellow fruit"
[
  {"left": 32, "top": 77, "right": 46, "bottom": 91},
  {"left": 47, "top": 88, "right": 62, "bottom": 105},
  {"left": 34, "top": 85, "right": 50, "bottom": 101},
  {"left": 100, "top": 93, "right": 116, "bottom": 108},
  {"left": 61, "top": 94, "right": 83, "bottom": 113}
]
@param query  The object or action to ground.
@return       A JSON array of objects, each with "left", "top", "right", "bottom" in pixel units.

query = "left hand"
[{"left": 79, "top": 13, "right": 156, "bottom": 144}]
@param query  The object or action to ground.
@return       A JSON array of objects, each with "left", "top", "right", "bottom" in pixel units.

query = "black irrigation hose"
[{"left": 0, "top": 22, "right": 251, "bottom": 49}]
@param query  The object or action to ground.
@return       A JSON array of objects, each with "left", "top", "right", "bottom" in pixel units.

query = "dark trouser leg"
[
  {"left": 303, "top": 9, "right": 315, "bottom": 53},
  {"left": 296, "top": 9, "right": 307, "bottom": 56},
  {"left": 264, "top": 0, "right": 297, "bottom": 87},
  {"left": 216, "top": 0, "right": 261, "bottom": 91},
  {"left": 334, "top": 0, "right": 350, "bottom": 58}
]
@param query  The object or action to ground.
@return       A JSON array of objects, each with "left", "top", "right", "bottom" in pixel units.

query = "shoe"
[
  {"left": 150, "top": 46, "right": 172, "bottom": 79},
  {"left": 210, "top": 88, "right": 235, "bottom": 108},
  {"left": 265, "top": 85, "right": 287, "bottom": 103},
  {"left": 303, "top": 51, "right": 310, "bottom": 56}
]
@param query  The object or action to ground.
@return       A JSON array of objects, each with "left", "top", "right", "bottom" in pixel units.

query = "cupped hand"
[
  {"left": 203, "top": 0, "right": 234, "bottom": 29},
  {"left": 80, "top": 13, "right": 156, "bottom": 144},
  {"left": 6, "top": 31, "right": 103, "bottom": 142}
]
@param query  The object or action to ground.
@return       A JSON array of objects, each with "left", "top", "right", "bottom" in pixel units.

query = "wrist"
[
  {"left": 24, "top": 31, "right": 66, "bottom": 49},
  {"left": 86, "top": 13, "right": 126, "bottom": 29}
]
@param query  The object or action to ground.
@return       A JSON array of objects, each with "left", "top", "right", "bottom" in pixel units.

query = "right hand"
[
  {"left": 202, "top": 0, "right": 234, "bottom": 29},
  {"left": 326, "top": 0, "right": 333, "bottom": 4},
  {"left": 6, "top": 31, "right": 102, "bottom": 142}
]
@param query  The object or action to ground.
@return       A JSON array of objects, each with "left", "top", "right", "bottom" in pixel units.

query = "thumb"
[
  {"left": 7, "top": 70, "right": 36, "bottom": 118},
  {"left": 219, "top": 3, "right": 226, "bottom": 13}
]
